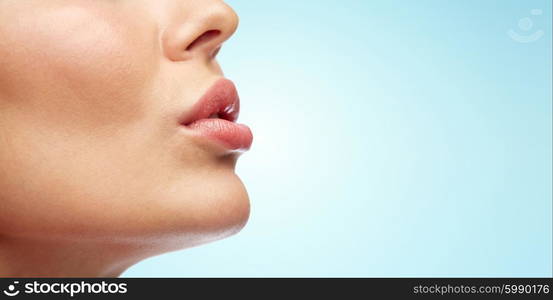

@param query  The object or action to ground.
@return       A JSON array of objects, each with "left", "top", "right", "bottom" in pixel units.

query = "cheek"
[
  {"left": 0, "top": 6, "right": 168, "bottom": 237},
  {"left": 0, "top": 5, "right": 160, "bottom": 128}
]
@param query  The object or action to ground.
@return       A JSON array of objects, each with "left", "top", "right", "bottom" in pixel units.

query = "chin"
[
  {"left": 141, "top": 172, "right": 251, "bottom": 251},
  {"left": 191, "top": 177, "right": 251, "bottom": 244}
]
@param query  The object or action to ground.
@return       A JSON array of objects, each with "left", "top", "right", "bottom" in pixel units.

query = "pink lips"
[{"left": 180, "top": 79, "right": 253, "bottom": 152}]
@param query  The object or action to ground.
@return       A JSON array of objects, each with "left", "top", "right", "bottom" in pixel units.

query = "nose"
[{"left": 162, "top": 1, "right": 239, "bottom": 62}]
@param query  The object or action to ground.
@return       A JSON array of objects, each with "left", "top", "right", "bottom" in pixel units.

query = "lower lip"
[{"left": 185, "top": 118, "right": 253, "bottom": 151}]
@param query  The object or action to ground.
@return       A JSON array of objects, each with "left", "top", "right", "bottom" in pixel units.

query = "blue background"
[{"left": 124, "top": 0, "right": 552, "bottom": 277}]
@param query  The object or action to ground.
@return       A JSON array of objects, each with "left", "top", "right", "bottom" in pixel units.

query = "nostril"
[{"left": 185, "top": 30, "right": 221, "bottom": 52}]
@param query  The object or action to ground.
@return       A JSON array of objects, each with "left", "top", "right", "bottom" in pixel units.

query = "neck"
[{"left": 0, "top": 235, "right": 146, "bottom": 277}]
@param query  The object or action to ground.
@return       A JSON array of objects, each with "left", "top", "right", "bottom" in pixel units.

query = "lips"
[{"left": 180, "top": 79, "right": 253, "bottom": 152}]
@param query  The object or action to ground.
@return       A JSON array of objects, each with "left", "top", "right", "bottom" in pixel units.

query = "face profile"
[{"left": 0, "top": 0, "right": 252, "bottom": 277}]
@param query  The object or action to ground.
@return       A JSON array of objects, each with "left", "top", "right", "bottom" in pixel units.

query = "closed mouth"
[{"left": 178, "top": 78, "right": 253, "bottom": 152}]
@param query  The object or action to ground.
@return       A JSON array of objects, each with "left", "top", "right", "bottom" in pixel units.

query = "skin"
[{"left": 0, "top": 0, "right": 249, "bottom": 277}]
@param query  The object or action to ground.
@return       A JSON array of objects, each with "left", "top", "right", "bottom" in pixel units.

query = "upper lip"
[{"left": 180, "top": 78, "right": 240, "bottom": 126}]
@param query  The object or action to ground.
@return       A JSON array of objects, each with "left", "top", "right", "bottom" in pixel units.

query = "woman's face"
[{"left": 0, "top": 0, "right": 251, "bottom": 250}]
